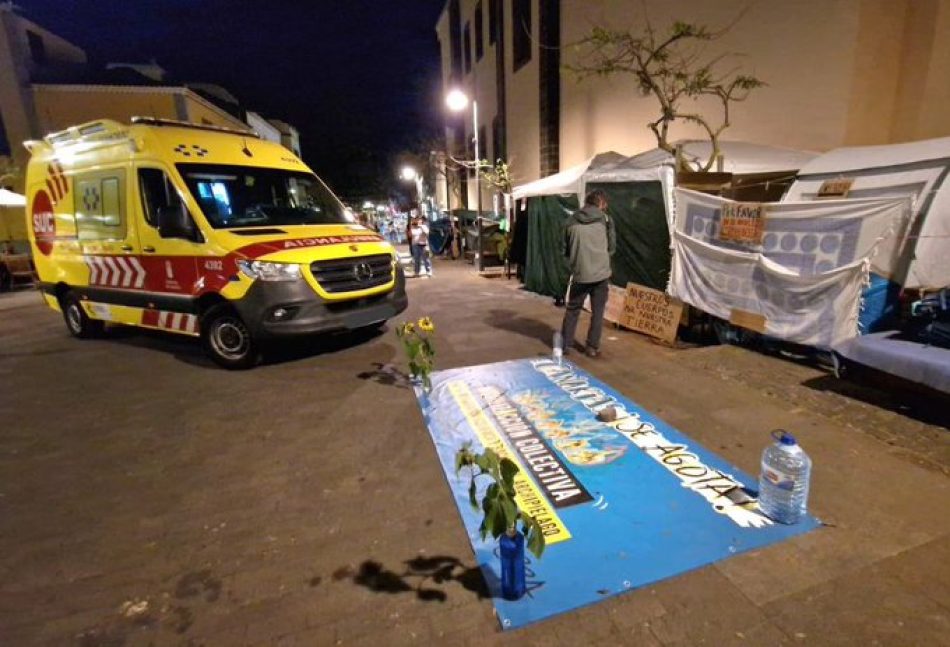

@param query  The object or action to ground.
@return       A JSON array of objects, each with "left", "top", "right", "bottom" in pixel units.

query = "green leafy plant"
[
  {"left": 567, "top": 13, "right": 765, "bottom": 172},
  {"left": 455, "top": 443, "right": 546, "bottom": 558},
  {"left": 395, "top": 316, "right": 435, "bottom": 390}
]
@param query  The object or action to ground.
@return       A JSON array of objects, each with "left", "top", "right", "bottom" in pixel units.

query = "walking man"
[{"left": 561, "top": 189, "right": 615, "bottom": 358}]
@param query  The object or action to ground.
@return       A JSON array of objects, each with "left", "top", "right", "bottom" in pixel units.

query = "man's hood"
[{"left": 573, "top": 205, "right": 606, "bottom": 224}]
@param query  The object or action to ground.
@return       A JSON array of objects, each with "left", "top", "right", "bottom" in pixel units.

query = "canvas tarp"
[
  {"left": 524, "top": 194, "right": 578, "bottom": 297},
  {"left": 621, "top": 140, "right": 818, "bottom": 175},
  {"left": 586, "top": 180, "right": 671, "bottom": 290},
  {"left": 514, "top": 156, "right": 676, "bottom": 295},
  {"left": 671, "top": 232, "right": 868, "bottom": 348},
  {"left": 675, "top": 188, "right": 912, "bottom": 275},
  {"left": 510, "top": 152, "right": 626, "bottom": 200},
  {"left": 669, "top": 189, "right": 910, "bottom": 348},
  {"left": 784, "top": 136, "right": 950, "bottom": 289}
]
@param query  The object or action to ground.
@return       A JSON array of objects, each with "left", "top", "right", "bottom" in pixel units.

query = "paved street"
[{"left": 1, "top": 257, "right": 948, "bottom": 646}]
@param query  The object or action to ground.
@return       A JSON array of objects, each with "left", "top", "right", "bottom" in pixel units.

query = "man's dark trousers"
[{"left": 561, "top": 278, "right": 610, "bottom": 351}]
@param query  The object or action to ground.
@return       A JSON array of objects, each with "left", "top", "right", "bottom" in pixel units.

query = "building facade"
[{"left": 435, "top": 0, "right": 950, "bottom": 208}]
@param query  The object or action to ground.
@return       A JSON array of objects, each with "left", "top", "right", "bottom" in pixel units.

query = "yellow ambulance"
[{"left": 25, "top": 118, "right": 407, "bottom": 368}]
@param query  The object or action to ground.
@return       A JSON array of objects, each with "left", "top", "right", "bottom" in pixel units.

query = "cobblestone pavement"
[{"left": 0, "top": 258, "right": 947, "bottom": 646}]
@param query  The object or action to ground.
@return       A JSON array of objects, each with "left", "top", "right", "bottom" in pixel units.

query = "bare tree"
[{"left": 567, "top": 15, "right": 765, "bottom": 172}]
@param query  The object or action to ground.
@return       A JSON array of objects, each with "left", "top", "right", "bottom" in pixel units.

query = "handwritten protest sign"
[
  {"left": 817, "top": 178, "right": 854, "bottom": 198},
  {"left": 719, "top": 202, "right": 767, "bottom": 244},
  {"left": 620, "top": 283, "right": 683, "bottom": 345}
]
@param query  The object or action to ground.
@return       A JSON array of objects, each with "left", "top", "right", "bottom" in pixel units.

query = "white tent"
[
  {"left": 623, "top": 140, "right": 818, "bottom": 175},
  {"left": 510, "top": 151, "right": 627, "bottom": 200},
  {"left": 784, "top": 137, "right": 950, "bottom": 289},
  {"left": 0, "top": 189, "right": 25, "bottom": 206},
  {"left": 0, "top": 189, "right": 26, "bottom": 243}
]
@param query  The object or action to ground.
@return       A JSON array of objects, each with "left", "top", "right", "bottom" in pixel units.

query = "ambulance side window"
[
  {"left": 74, "top": 172, "right": 126, "bottom": 241},
  {"left": 138, "top": 168, "right": 182, "bottom": 228}
]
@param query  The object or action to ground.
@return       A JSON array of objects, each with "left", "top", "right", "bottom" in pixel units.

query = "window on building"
[
  {"left": 512, "top": 0, "right": 532, "bottom": 71},
  {"left": 449, "top": 0, "right": 462, "bottom": 81},
  {"left": 479, "top": 125, "right": 488, "bottom": 163},
  {"left": 75, "top": 174, "right": 126, "bottom": 240},
  {"left": 492, "top": 116, "right": 505, "bottom": 164},
  {"left": 138, "top": 167, "right": 183, "bottom": 228},
  {"left": 463, "top": 22, "right": 472, "bottom": 74},
  {"left": 475, "top": 2, "right": 484, "bottom": 61},
  {"left": 489, "top": 0, "right": 498, "bottom": 45},
  {"left": 26, "top": 30, "right": 47, "bottom": 65},
  {"left": 0, "top": 108, "right": 10, "bottom": 157}
]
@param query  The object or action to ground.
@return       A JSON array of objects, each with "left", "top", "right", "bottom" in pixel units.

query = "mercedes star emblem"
[{"left": 353, "top": 262, "right": 373, "bottom": 282}]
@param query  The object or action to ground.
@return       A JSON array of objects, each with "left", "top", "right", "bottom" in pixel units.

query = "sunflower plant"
[{"left": 395, "top": 316, "right": 436, "bottom": 390}]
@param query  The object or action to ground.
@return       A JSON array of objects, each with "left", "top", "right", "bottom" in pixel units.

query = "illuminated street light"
[
  {"left": 400, "top": 166, "right": 417, "bottom": 182},
  {"left": 445, "top": 88, "right": 469, "bottom": 112},
  {"left": 445, "top": 88, "right": 482, "bottom": 271}
]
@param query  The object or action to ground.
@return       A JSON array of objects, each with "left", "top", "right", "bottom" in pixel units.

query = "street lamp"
[
  {"left": 400, "top": 166, "right": 417, "bottom": 182},
  {"left": 445, "top": 88, "right": 482, "bottom": 272}
]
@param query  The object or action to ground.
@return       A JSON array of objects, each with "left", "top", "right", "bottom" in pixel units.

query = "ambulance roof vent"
[
  {"left": 44, "top": 120, "right": 129, "bottom": 148},
  {"left": 131, "top": 116, "right": 260, "bottom": 139}
]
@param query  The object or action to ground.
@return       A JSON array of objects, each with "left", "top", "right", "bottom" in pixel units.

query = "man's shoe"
[{"left": 585, "top": 346, "right": 601, "bottom": 358}]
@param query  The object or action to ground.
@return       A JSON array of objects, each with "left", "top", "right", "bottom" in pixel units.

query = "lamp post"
[{"left": 446, "top": 88, "right": 482, "bottom": 272}]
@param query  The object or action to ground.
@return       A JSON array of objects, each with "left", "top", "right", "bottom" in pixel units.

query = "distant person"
[
  {"left": 409, "top": 216, "right": 432, "bottom": 277},
  {"left": 386, "top": 218, "right": 397, "bottom": 244},
  {"left": 561, "top": 189, "right": 615, "bottom": 358}
]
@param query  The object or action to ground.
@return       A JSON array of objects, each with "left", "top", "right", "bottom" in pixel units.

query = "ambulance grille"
[{"left": 310, "top": 254, "right": 393, "bottom": 293}]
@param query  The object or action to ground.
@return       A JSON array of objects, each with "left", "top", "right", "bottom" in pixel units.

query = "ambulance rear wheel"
[
  {"left": 62, "top": 292, "right": 104, "bottom": 339},
  {"left": 201, "top": 304, "right": 260, "bottom": 370}
]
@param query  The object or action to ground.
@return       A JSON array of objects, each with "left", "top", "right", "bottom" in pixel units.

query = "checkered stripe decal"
[{"left": 173, "top": 143, "right": 209, "bottom": 158}]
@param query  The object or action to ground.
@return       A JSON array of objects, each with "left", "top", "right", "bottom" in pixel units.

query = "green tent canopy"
[{"left": 512, "top": 153, "right": 676, "bottom": 296}]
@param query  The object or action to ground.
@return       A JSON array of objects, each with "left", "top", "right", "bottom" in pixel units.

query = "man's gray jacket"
[{"left": 564, "top": 205, "right": 616, "bottom": 284}]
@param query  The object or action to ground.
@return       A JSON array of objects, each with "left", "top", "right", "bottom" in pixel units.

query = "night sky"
[{"left": 15, "top": 0, "right": 447, "bottom": 199}]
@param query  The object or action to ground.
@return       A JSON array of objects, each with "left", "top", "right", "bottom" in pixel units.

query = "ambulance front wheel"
[
  {"left": 201, "top": 304, "right": 260, "bottom": 370},
  {"left": 61, "top": 292, "right": 104, "bottom": 339}
]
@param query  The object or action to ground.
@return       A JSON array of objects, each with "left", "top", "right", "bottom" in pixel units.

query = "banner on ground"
[{"left": 416, "top": 359, "right": 820, "bottom": 630}]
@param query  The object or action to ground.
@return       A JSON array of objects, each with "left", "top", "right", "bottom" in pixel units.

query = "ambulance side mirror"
[{"left": 157, "top": 203, "right": 199, "bottom": 242}]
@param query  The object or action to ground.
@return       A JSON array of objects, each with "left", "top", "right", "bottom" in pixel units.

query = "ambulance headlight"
[{"left": 237, "top": 260, "right": 302, "bottom": 282}]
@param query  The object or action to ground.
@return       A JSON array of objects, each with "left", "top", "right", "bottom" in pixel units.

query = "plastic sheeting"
[
  {"left": 835, "top": 332, "right": 950, "bottom": 394},
  {"left": 785, "top": 137, "right": 950, "bottom": 289},
  {"left": 670, "top": 189, "right": 910, "bottom": 348}
]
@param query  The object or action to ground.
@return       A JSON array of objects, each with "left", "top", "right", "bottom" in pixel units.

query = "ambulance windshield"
[{"left": 177, "top": 163, "right": 354, "bottom": 228}]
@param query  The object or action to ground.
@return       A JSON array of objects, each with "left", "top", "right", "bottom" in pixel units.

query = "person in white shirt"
[{"left": 409, "top": 217, "right": 432, "bottom": 277}]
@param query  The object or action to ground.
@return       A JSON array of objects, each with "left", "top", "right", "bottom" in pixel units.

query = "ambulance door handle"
[
  {"left": 120, "top": 244, "right": 133, "bottom": 252},
  {"left": 143, "top": 246, "right": 156, "bottom": 253}
]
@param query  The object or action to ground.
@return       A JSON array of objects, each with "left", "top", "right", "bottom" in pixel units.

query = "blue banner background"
[{"left": 415, "top": 358, "right": 820, "bottom": 630}]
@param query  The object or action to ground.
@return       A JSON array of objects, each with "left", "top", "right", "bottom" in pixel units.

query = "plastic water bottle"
[
  {"left": 553, "top": 331, "right": 563, "bottom": 366},
  {"left": 499, "top": 530, "right": 526, "bottom": 600},
  {"left": 758, "top": 430, "right": 812, "bottom": 524}
]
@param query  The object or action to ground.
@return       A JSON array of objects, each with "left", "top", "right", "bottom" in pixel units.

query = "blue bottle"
[
  {"left": 758, "top": 429, "right": 812, "bottom": 524},
  {"left": 499, "top": 530, "right": 526, "bottom": 600}
]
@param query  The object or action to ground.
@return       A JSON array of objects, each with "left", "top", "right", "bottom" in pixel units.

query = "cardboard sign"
[
  {"left": 729, "top": 308, "right": 767, "bottom": 333},
  {"left": 620, "top": 283, "right": 684, "bottom": 345},
  {"left": 817, "top": 178, "right": 854, "bottom": 198},
  {"left": 604, "top": 284, "right": 626, "bottom": 324},
  {"left": 719, "top": 202, "right": 767, "bottom": 244}
]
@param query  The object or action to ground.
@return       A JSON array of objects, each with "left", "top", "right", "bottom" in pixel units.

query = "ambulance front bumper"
[{"left": 232, "top": 266, "right": 408, "bottom": 339}]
